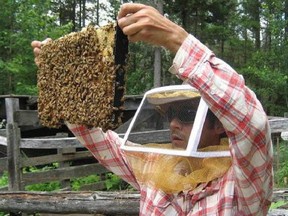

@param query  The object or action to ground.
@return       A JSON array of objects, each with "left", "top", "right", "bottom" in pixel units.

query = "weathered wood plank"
[
  {"left": 78, "top": 181, "right": 106, "bottom": 191},
  {"left": 0, "top": 157, "right": 7, "bottom": 172},
  {"left": 21, "top": 151, "right": 93, "bottom": 167},
  {"left": 20, "top": 137, "right": 82, "bottom": 149},
  {"left": 0, "top": 186, "right": 8, "bottom": 191},
  {"left": 18, "top": 131, "right": 169, "bottom": 149},
  {"left": 22, "top": 163, "right": 108, "bottom": 185},
  {"left": 0, "top": 130, "right": 6, "bottom": 137},
  {"left": 58, "top": 148, "right": 76, "bottom": 189},
  {"left": 0, "top": 135, "right": 6, "bottom": 146},
  {"left": 0, "top": 191, "right": 140, "bottom": 214},
  {"left": 269, "top": 118, "right": 288, "bottom": 133},
  {"left": 14, "top": 110, "right": 39, "bottom": 126},
  {"left": 5, "top": 98, "right": 19, "bottom": 124}
]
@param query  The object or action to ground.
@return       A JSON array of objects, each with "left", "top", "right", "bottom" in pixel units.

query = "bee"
[{"left": 37, "top": 22, "right": 126, "bottom": 130}]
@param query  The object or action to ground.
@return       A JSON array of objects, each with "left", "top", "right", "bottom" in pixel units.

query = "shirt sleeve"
[
  {"left": 169, "top": 35, "right": 273, "bottom": 213},
  {"left": 66, "top": 123, "right": 140, "bottom": 190}
]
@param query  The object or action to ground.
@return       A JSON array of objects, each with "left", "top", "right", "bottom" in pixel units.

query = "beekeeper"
[{"left": 31, "top": 3, "right": 273, "bottom": 215}]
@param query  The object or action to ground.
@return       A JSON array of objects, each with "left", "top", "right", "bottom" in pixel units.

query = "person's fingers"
[
  {"left": 31, "top": 38, "right": 52, "bottom": 56},
  {"left": 118, "top": 5, "right": 160, "bottom": 40},
  {"left": 31, "top": 38, "right": 52, "bottom": 66},
  {"left": 31, "top": 40, "right": 41, "bottom": 48},
  {"left": 118, "top": 14, "right": 136, "bottom": 30},
  {"left": 117, "top": 3, "right": 147, "bottom": 19},
  {"left": 41, "top": 38, "right": 52, "bottom": 45},
  {"left": 33, "top": 47, "right": 42, "bottom": 65},
  {"left": 123, "top": 21, "right": 151, "bottom": 43},
  {"left": 31, "top": 38, "right": 52, "bottom": 49},
  {"left": 33, "top": 47, "right": 41, "bottom": 56},
  {"left": 118, "top": 15, "right": 144, "bottom": 37}
]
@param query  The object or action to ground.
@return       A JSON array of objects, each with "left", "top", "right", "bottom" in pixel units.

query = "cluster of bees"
[{"left": 37, "top": 23, "right": 126, "bottom": 130}]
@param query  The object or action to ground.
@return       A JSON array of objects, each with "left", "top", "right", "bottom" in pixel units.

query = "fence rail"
[{"left": 0, "top": 191, "right": 140, "bottom": 214}]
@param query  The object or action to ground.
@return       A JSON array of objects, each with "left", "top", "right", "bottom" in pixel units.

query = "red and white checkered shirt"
[{"left": 67, "top": 34, "right": 273, "bottom": 215}]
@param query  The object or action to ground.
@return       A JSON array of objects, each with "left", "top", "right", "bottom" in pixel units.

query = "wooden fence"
[
  {"left": 0, "top": 96, "right": 288, "bottom": 214},
  {"left": 0, "top": 97, "right": 113, "bottom": 193}
]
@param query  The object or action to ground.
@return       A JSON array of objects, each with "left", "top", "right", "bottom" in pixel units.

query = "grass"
[
  {"left": 0, "top": 171, "right": 8, "bottom": 188},
  {"left": 270, "top": 200, "right": 288, "bottom": 210}
]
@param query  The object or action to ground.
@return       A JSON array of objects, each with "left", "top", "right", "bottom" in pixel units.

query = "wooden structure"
[
  {"left": 0, "top": 191, "right": 140, "bottom": 214},
  {"left": 1, "top": 97, "right": 111, "bottom": 192},
  {"left": 0, "top": 95, "right": 287, "bottom": 214}
]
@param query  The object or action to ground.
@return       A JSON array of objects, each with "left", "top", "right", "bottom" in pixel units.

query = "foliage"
[
  {"left": 0, "top": 0, "right": 72, "bottom": 95},
  {"left": 240, "top": 58, "right": 288, "bottom": 116},
  {"left": 270, "top": 200, "right": 288, "bottom": 210},
  {"left": 274, "top": 141, "right": 288, "bottom": 188},
  {"left": 0, "top": 172, "right": 8, "bottom": 188},
  {"left": 71, "top": 174, "right": 100, "bottom": 191},
  {"left": 23, "top": 163, "right": 61, "bottom": 191},
  {"left": 105, "top": 173, "right": 125, "bottom": 190},
  {"left": 23, "top": 162, "right": 59, "bottom": 172},
  {"left": 126, "top": 42, "right": 154, "bottom": 94},
  {"left": 0, "top": 164, "right": 129, "bottom": 192},
  {"left": 25, "top": 180, "right": 61, "bottom": 191}
]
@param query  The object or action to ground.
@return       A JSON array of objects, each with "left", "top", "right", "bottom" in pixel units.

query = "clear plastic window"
[{"left": 121, "top": 85, "right": 230, "bottom": 157}]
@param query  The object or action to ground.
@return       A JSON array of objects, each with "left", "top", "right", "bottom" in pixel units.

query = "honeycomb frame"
[{"left": 37, "top": 23, "right": 128, "bottom": 130}]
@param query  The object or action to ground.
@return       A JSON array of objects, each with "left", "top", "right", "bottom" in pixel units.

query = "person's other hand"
[
  {"left": 117, "top": 3, "right": 188, "bottom": 53},
  {"left": 31, "top": 38, "right": 52, "bottom": 66}
]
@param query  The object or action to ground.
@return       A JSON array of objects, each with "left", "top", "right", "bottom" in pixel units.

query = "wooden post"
[
  {"left": 58, "top": 147, "right": 76, "bottom": 190},
  {"left": 276, "top": 137, "right": 280, "bottom": 186},
  {"left": 283, "top": 112, "right": 288, "bottom": 186},
  {"left": 5, "top": 98, "right": 20, "bottom": 124},
  {"left": 5, "top": 98, "right": 25, "bottom": 216},
  {"left": 5, "top": 98, "right": 23, "bottom": 191},
  {"left": 6, "top": 123, "right": 22, "bottom": 191}
]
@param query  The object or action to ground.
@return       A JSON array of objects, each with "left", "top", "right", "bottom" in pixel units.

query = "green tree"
[
  {"left": 0, "top": 0, "right": 71, "bottom": 95},
  {"left": 239, "top": 0, "right": 288, "bottom": 115}
]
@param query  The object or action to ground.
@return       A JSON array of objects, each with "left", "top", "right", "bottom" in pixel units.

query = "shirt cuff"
[
  {"left": 169, "top": 34, "right": 213, "bottom": 80},
  {"left": 169, "top": 35, "right": 192, "bottom": 78}
]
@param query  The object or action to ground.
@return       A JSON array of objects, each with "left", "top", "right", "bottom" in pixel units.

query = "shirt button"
[{"left": 179, "top": 68, "right": 185, "bottom": 74}]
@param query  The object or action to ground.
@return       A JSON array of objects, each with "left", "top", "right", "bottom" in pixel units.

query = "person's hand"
[
  {"left": 117, "top": 3, "right": 188, "bottom": 53},
  {"left": 31, "top": 38, "right": 52, "bottom": 66}
]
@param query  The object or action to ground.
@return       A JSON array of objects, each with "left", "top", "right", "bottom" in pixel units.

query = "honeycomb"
[{"left": 37, "top": 22, "right": 127, "bottom": 130}]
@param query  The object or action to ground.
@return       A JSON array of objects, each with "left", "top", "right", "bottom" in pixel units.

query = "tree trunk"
[
  {"left": 285, "top": 0, "right": 288, "bottom": 35},
  {"left": 82, "top": 0, "right": 86, "bottom": 27},
  {"left": 153, "top": 0, "right": 163, "bottom": 87}
]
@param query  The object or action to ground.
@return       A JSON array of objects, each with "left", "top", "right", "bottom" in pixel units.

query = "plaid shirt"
[{"left": 68, "top": 34, "right": 273, "bottom": 215}]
